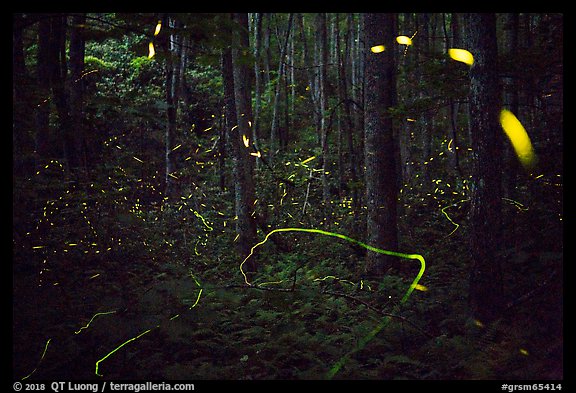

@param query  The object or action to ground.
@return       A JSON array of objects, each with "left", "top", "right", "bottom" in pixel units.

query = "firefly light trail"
[
  {"left": 239, "top": 227, "right": 426, "bottom": 379},
  {"left": 74, "top": 311, "right": 117, "bottom": 335},
  {"left": 21, "top": 338, "right": 52, "bottom": 380},
  {"left": 94, "top": 279, "right": 203, "bottom": 377}
]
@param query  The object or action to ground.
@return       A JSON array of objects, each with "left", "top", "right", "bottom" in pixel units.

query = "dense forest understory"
[{"left": 13, "top": 13, "right": 562, "bottom": 380}]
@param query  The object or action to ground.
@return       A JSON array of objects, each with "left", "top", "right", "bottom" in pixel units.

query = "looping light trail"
[
  {"left": 240, "top": 227, "right": 425, "bottom": 303},
  {"left": 238, "top": 227, "right": 426, "bottom": 379}
]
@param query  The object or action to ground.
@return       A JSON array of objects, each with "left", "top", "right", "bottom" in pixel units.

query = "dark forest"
[{"left": 12, "top": 13, "right": 563, "bottom": 382}]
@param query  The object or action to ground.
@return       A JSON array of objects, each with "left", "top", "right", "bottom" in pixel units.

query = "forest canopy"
[{"left": 12, "top": 13, "right": 562, "bottom": 381}]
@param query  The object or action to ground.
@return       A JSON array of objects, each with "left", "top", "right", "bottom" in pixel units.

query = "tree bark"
[
  {"left": 13, "top": 13, "right": 34, "bottom": 176},
  {"left": 163, "top": 16, "right": 180, "bottom": 198},
  {"left": 69, "top": 13, "right": 87, "bottom": 170},
  {"left": 363, "top": 13, "right": 399, "bottom": 275},
  {"left": 35, "top": 14, "right": 52, "bottom": 167},
  {"left": 466, "top": 13, "right": 504, "bottom": 323},
  {"left": 252, "top": 13, "right": 263, "bottom": 152},
  {"left": 269, "top": 13, "right": 293, "bottom": 164},
  {"left": 316, "top": 13, "right": 330, "bottom": 202},
  {"left": 230, "top": 13, "right": 258, "bottom": 266}
]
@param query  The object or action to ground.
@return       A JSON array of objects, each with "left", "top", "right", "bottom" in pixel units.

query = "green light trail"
[
  {"left": 440, "top": 199, "right": 469, "bottom": 237},
  {"left": 21, "top": 338, "right": 52, "bottom": 380},
  {"left": 74, "top": 311, "right": 117, "bottom": 335},
  {"left": 238, "top": 227, "right": 426, "bottom": 379},
  {"left": 95, "top": 328, "right": 154, "bottom": 377},
  {"left": 94, "top": 284, "right": 203, "bottom": 377},
  {"left": 240, "top": 228, "right": 425, "bottom": 304}
]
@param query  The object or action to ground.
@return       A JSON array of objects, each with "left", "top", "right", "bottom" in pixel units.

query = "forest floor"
[{"left": 13, "top": 174, "right": 563, "bottom": 381}]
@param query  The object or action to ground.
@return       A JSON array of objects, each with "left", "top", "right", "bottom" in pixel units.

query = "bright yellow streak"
[
  {"left": 500, "top": 109, "right": 537, "bottom": 169},
  {"left": 414, "top": 284, "right": 428, "bottom": 291},
  {"left": 154, "top": 20, "right": 162, "bottom": 36},
  {"left": 300, "top": 156, "right": 316, "bottom": 165},
  {"left": 448, "top": 48, "right": 474, "bottom": 65},
  {"left": 370, "top": 45, "right": 385, "bottom": 53},
  {"left": 242, "top": 134, "right": 250, "bottom": 148},
  {"left": 396, "top": 35, "right": 412, "bottom": 46},
  {"left": 148, "top": 42, "right": 155, "bottom": 59}
]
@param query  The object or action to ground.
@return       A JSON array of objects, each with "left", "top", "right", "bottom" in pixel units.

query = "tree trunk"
[
  {"left": 35, "top": 14, "right": 52, "bottom": 167},
  {"left": 69, "top": 13, "right": 87, "bottom": 170},
  {"left": 13, "top": 13, "right": 34, "bottom": 176},
  {"left": 252, "top": 13, "right": 263, "bottom": 152},
  {"left": 269, "top": 13, "right": 293, "bottom": 164},
  {"left": 466, "top": 13, "right": 504, "bottom": 323},
  {"left": 363, "top": 13, "right": 399, "bottom": 275},
  {"left": 48, "top": 14, "right": 75, "bottom": 169},
  {"left": 501, "top": 13, "right": 520, "bottom": 200},
  {"left": 316, "top": 13, "right": 330, "bottom": 202},
  {"left": 231, "top": 13, "right": 258, "bottom": 266},
  {"left": 449, "top": 13, "right": 463, "bottom": 176},
  {"left": 163, "top": 16, "right": 180, "bottom": 198}
]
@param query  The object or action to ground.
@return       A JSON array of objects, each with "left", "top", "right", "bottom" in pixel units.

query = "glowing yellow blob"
[
  {"left": 414, "top": 283, "right": 428, "bottom": 291},
  {"left": 396, "top": 36, "right": 412, "bottom": 46},
  {"left": 500, "top": 109, "right": 537, "bottom": 169},
  {"left": 448, "top": 48, "right": 474, "bottom": 65},
  {"left": 242, "top": 134, "right": 250, "bottom": 148},
  {"left": 519, "top": 348, "right": 530, "bottom": 356},
  {"left": 148, "top": 42, "right": 155, "bottom": 59},
  {"left": 370, "top": 45, "right": 385, "bottom": 53},
  {"left": 154, "top": 20, "right": 162, "bottom": 36}
]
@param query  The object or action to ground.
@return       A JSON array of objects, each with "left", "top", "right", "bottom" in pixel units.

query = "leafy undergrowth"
[{"left": 12, "top": 169, "right": 562, "bottom": 380}]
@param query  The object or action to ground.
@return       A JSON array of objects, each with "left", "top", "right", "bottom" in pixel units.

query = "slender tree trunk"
[
  {"left": 344, "top": 13, "right": 361, "bottom": 233},
  {"left": 163, "top": 16, "right": 180, "bottom": 198},
  {"left": 316, "top": 13, "right": 330, "bottom": 202},
  {"left": 501, "top": 13, "right": 520, "bottom": 200},
  {"left": 48, "top": 14, "right": 75, "bottom": 169},
  {"left": 466, "top": 13, "right": 504, "bottom": 323},
  {"left": 363, "top": 13, "right": 399, "bottom": 275},
  {"left": 269, "top": 13, "right": 293, "bottom": 164},
  {"left": 35, "top": 14, "right": 52, "bottom": 167},
  {"left": 417, "top": 13, "right": 433, "bottom": 185},
  {"left": 69, "top": 13, "right": 87, "bottom": 170},
  {"left": 13, "top": 13, "right": 34, "bottom": 176},
  {"left": 231, "top": 13, "right": 258, "bottom": 265},
  {"left": 449, "top": 13, "right": 463, "bottom": 176},
  {"left": 252, "top": 13, "right": 263, "bottom": 152},
  {"left": 298, "top": 13, "right": 321, "bottom": 144}
]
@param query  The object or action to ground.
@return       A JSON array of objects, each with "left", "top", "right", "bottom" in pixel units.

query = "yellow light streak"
[
  {"left": 499, "top": 109, "right": 537, "bottom": 170},
  {"left": 154, "top": 20, "right": 162, "bottom": 36},
  {"left": 300, "top": 156, "right": 316, "bottom": 165},
  {"left": 242, "top": 134, "right": 250, "bottom": 148},
  {"left": 448, "top": 48, "right": 474, "bottom": 65},
  {"left": 396, "top": 35, "right": 412, "bottom": 46},
  {"left": 370, "top": 45, "right": 385, "bottom": 53},
  {"left": 148, "top": 42, "right": 155, "bottom": 59}
]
